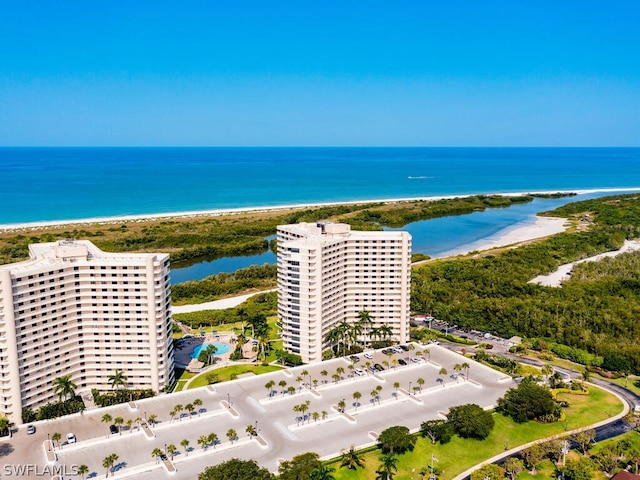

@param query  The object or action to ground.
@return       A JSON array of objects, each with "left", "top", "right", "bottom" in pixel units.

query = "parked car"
[
  {"left": 399, "top": 345, "right": 410, "bottom": 352},
  {"left": 398, "top": 358, "right": 407, "bottom": 366},
  {"left": 349, "top": 355, "right": 360, "bottom": 363},
  {"left": 109, "top": 424, "right": 118, "bottom": 435},
  {"left": 354, "top": 368, "right": 365, "bottom": 376},
  {"left": 374, "top": 363, "right": 385, "bottom": 371},
  {"left": 411, "top": 357, "right": 421, "bottom": 363},
  {"left": 363, "top": 351, "right": 374, "bottom": 359},
  {"left": 66, "top": 433, "right": 76, "bottom": 444},
  {"left": 26, "top": 425, "right": 36, "bottom": 435}
]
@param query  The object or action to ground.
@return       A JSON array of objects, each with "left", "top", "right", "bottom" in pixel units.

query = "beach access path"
[
  {"left": 529, "top": 239, "right": 640, "bottom": 287},
  {"left": 172, "top": 289, "right": 277, "bottom": 314}
]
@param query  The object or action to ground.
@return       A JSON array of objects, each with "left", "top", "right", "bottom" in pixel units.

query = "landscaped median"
[{"left": 329, "top": 384, "right": 624, "bottom": 480}]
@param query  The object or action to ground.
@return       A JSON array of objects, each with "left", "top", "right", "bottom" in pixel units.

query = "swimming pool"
[{"left": 190, "top": 342, "right": 231, "bottom": 359}]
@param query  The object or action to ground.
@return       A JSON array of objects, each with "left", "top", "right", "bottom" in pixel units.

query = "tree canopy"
[
  {"left": 496, "top": 377, "right": 559, "bottom": 423},
  {"left": 278, "top": 452, "right": 323, "bottom": 480},
  {"left": 378, "top": 425, "right": 416, "bottom": 454},
  {"left": 198, "top": 458, "right": 274, "bottom": 480},
  {"left": 446, "top": 403, "right": 494, "bottom": 440}
]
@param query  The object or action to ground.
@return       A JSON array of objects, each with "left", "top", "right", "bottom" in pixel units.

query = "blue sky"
[{"left": 1, "top": 1, "right": 639, "bottom": 146}]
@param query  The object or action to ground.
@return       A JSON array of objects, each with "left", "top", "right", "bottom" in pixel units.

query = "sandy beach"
[
  {"left": 434, "top": 216, "right": 568, "bottom": 259},
  {"left": 0, "top": 187, "right": 637, "bottom": 232}
]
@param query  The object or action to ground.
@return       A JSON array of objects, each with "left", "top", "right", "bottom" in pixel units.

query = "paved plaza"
[{"left": 0, "top": 345, "right": 514, "bottom": 479}]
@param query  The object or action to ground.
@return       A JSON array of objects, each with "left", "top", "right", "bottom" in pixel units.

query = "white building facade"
[
  {"left": 0, "top": 240, "right": 174, "bottom": 425},
  {"left": 277, "top": 222, "right": 411, "bottom": 363}
]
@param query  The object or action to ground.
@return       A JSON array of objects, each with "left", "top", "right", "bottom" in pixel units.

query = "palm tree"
[
  {"left": 207, "top": 432, "right": 219, "bottom": 449},
  {"left": 417, "top": 377, "right": 425, "bottom": 392},
  {"left": 337, "top": 399, "right": 346, "bottom": 413},
  {"left": 174, "top": 404, "right": 184, "bottom": 421},
  {"left": 371, "top": 390, "right": 379, "bottom": 406},
  {"left": 320, "top": 369, "right": 328, "bottom": 384},
  {"left": 278, "top": 380, "right": 287, "bottom": 396},
  {"left": 180, "top": 439, "right": 189, "bottom": 457},
  {"left": 353, "top": 391, "right": 362, "bottom": 410},
  {"left": 439, "top": 367, "right": 448, "bottom": 387},
  {"left": 299, "top": 401, "right": 310, "bottom": 423},
  {"left": 151, "top": 447, "right": 163, "bottom": 464},
  {"left": 113, "top": 416, "right": 124, "bottom": 435},
  {"left": 462, "top": 362, "right": 470, "bottom": 379},
  {"left": 325, "top": 325, "right": 343, "bottom": 355},
  {"left": 376, "top": 453, "right": 398, "bottom": 480},
  {"left": 393, "top": 382, "right": 400, "bottom": 399},
  {"left": 301, "top": 369, "right": 310, "bottom": 386},
  {"left": 107, "top": 368, "right": 127, "bottom": 390},
  {"left": 336, "top": 367, "right": 345, "bottom": 381},
  {"left": 198, "top": 434, "right": 209, "bottom": 451},
  {"left": 378, "top": 324, "right": 393, "bottom": 342},
  {"left": 102, "top": 453, "right": 118, "bottom": 478},
  {"left": 53, "top": 375, "right": 77, "bottom": 402},
  {"left": 265, "top": 380, "right": 276, "bottom": 398},
  {"left": 51, "top": 432, "right": 61, "bottom": 449},
  {"left": 102, "top": 413, "right": 113, "bottom": 433},
  {"left": 322, "top": 410, "right": 328, "bottom": 420},
  {"left": 312, "top": 411, "right": 320, "bottom": 422},
  {"left": 357, "top": 310, "right": 374, "bottom": 347},
  {"left": 193, "top": 398, "right": 203, "bottom": 416},
  {"left": 226, "top": 428, "right": 237, "bottom": 444},
  {"left": 126, "top": 418, "right": 133, "bottom": 431},
  {"left": 287, "top": 386, "right": 296, "bottom": 396},
  {"left": 134, "top": 417, "right": 142, "bottom": 431},
  {"left": 310, "top": 463, "right": 336, "bottom": 480},
  {"left": 296, "top": 375, "right": 304, "bottom": 391},
  {"left": 185, "top": 403, "right": 194, "bottom": 418},
  {"left": 245, "top": 424, "right": 257, "bottom": 437},
  {"left": 340, "top": 445, "right": 364, "bottom": 470},
  {"left": 148, "top": 413, "right": 158, "bottom": 425},
  {"left": 77, "top": 464, "right": 89, "bottom": 480},
  {"left": 166, "top": 443, "right": 177, "bottom": 460}
]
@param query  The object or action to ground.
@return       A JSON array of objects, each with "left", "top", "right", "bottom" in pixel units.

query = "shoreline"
[
  {"left": 1, "top": 187, "right": 639, "bottom": 232},
  {"left": 433, "top": 216, "right": 568, "bottom": 259}
]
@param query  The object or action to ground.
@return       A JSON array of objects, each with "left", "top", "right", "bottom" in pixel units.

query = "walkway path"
[
  {"left": 172, "top": 289, "right": 276, "bottom": 314},
  {"left": 529, "top": 240, "right": 640, "bottom": 287}
]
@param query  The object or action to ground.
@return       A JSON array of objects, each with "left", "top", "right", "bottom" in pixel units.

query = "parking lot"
[{"left": 1, "top": 344, "right": 514, "bottom": 479}]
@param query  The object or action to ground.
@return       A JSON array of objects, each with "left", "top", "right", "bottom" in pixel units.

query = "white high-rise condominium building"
[
  {"left": 277, "top": 222, "right": 411, "bottom": 363},
  {"left": 0, "top": 240, "right": 174, "bottom": 425}
]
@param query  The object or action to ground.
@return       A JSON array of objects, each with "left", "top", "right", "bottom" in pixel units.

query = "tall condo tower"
[
  {"left": 0, "top": 240, "right": 174, "bottom": 425},
  {"left": 277, "top": 222, "right": 411, "bottom": 363}
]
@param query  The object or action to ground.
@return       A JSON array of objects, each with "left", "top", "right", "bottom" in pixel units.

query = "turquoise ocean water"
[
  {"left": 1, "top": 147, "right": 639, "bottom": 225},
  {"left": 2, "top": 147, "right": 640, "bottom": 282}
]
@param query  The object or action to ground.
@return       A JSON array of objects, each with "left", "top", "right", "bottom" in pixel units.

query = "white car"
[
  {"left": 363, "top": 352, "right": 374, "bottom": 359},
  {"left": 392, "top": 346, "right": 403, "bottom": 354},
  {"left": 354, "top": 368, "right": 365, "bottom": 376},
  {"left": 411, "top": 357, "right": 421, "bottom": 363},
  {"left": 66, "top": 433, "right": 76, "bottom": 444}
]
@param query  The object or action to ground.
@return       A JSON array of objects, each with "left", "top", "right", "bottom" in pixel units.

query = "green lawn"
[
  {"left": 330, "top": 386, "right": 622, "bottom": 480},
  {"left": 187, "top": 364, "right": 284, "bottom": 389}
]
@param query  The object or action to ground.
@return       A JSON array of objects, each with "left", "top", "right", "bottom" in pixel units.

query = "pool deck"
[{"left": 174, "top": 333, "right": 235, "bottom": 369}]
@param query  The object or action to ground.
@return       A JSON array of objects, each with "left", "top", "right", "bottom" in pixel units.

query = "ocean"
[
  {"left": 3, "top": 147, "right": 640, "bottom": 283},
  {"left": 1, "top": 147, "right": 640, "bottom": 225}
]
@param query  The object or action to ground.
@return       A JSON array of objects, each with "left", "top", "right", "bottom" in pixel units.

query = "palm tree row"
[
  {"left": 325, "top": 311, "right": 395, "bottom": 356},
  {"left": 169, "top": 398, "right": 203, "bottom": 421}
]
